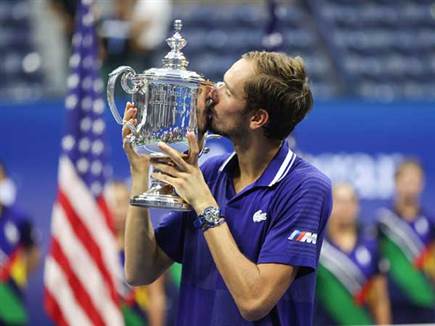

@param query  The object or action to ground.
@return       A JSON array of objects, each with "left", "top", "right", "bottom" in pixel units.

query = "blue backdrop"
[{"left": 0, "top": 99, "right": 434, "bottom": 325}]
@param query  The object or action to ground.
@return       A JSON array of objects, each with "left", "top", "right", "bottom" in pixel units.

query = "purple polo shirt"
[{"left": 155, "top": 141, "right": 332, "bottom": 325}]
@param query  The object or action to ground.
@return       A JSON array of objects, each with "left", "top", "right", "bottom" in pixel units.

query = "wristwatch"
[{"left": 194, "top": 206, "right": 226, "bottom": 232}]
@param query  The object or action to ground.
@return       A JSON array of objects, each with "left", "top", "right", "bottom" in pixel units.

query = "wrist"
[
  {"left": 130, "top": 175, "right": 149, "bottom": 195},
  {"left": 194, "top": 206, "right": 226, "bottom": 232},
  {"left": 193, "top": 198, "right": 218, "bottom": 216}
]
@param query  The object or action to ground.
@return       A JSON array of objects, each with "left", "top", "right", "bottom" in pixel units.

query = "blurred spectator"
[
  {"left": 0, "top": 163, "right": 17, "bottom": 207},
  {"left": 129, "top": 0, "right": 171, "bottom": 66},
  {"left": 107, "top": 180, "right": 166, "bottom": 326},
  {"left": 0, "top": 163, "right": 40, "bottom": 325},
  {"left": 100, "top": 0, "right": 172, "bottom": 76},
  {"left": 49, "top": 0, "right": 79, "bottom": 43},
  {"left": 377, "top": 160, "right": 435, "bottom": 324},
  {"left": 315, "top": 183, "right": 391, "bottom": 325}
]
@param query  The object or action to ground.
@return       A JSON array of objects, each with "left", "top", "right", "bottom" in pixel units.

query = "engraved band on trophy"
[{"left": 107, "top": 19, "right": 212, "bottom": 211}]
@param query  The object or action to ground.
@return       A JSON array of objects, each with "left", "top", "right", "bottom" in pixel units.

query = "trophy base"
[{"left": 130, "top": 193, "right": 192, "bottom": 211}]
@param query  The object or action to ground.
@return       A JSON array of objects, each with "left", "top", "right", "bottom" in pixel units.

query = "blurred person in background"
[
  {"left": 49, "top": 0, "right": 79, "bottom": 43},
  {"left": 107, "top": 180, "right": 167, "bottom": 326},
  {"left": 0, "top": 162, "right": 40, "bottom": 325},
  {"left": 0, "top": 163, "right": 16, "bottom": 208},
  {"left": 100, "top": 0, "right": 171, "bottom": 76},
  {"left": 377, "top": 160, "right": 435, "bottom": 324},
  {"left": 315, "top": 183, "right": 391, "bottom": 325}
]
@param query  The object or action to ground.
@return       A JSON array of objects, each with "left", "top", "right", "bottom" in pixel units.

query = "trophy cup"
[{"left": 107, "top": 20, "right": 211, "bottom": 211}]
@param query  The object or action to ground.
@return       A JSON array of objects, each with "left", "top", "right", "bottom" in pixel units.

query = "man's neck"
[
  {"left": 395, "top": 198, "right": 420, "bottom": 221},
  {"left": 232, "top": 135, "right": 281, "bottom": 193},
  {"left": 328, "top": 222, "right": 357, "bottom": 253}
]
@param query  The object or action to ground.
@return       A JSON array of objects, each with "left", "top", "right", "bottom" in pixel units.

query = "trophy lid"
[{"left": 143, "top": 19, "right": 204, "bottom": 84}]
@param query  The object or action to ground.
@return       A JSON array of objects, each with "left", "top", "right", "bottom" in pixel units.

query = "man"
[
  {"left": 122, "top": 51, "right": 332, "bottom": 325},
  {"left": 315, "top": 183, "right": 391, "bottom": 325},
  {"left": 377, "top": 160, "right": 435, "bottom": 324}
]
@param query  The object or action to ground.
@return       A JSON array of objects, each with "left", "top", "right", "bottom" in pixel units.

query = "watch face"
[{"left": 203, "top": 207, "right": 220, "bottom": 223}]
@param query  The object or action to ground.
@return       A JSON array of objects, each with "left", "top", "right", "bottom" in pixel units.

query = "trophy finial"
[
  {"left": 162, "top": 19, "right": 189, "bottom": 69},
  {"left": 174, "top": 19, "right": 182, "bottom": 32}
]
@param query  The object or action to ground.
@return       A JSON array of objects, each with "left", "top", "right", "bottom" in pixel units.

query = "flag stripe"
[
  {"left": 59, "top": 156, "right": 121, "bottom": 285},
  {"left": 58, "top": 190, "right": 118, "bottom": 304},
  {"left": 50, "top": 238, "right": 105, "bottom": 326},
  {"left": 51, "top": 204, "right": 123, "bottom": 326},
  {"left": 97, "top": 196, "right": 116, "bottom": 235},
  {"left": 44, "top": 257, "right": 93, "bottom": 326},
  {"left": 44, "top": 288, "right": 68, "bottom": 326}
]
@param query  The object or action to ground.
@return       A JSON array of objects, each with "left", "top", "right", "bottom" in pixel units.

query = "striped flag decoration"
[{"left": 43, "top": 0, "right": 123, "bottom": 325}]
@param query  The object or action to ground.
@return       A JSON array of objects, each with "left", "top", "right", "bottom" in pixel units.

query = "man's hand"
[
  {"left": 150, "top": 132, "right": 217, "bottom": 214},
  {"left": 122, "top": 102, "right": 150, "bottom": 177}
]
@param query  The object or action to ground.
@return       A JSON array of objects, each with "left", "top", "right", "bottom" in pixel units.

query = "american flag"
[{"left": 43, "top": 0, "right": 123, "bottom": 325}]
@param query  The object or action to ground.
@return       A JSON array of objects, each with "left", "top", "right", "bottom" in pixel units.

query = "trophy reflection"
[{"left": 107, "top": 20, "right": 212, "bottom": 211}]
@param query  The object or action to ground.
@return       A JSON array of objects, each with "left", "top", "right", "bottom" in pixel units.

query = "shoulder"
[
  {"left": 1, "top": 206, "right": 29, "bottom": 223},
  {"left": 199, "top": 153, "right": 233, "bottom": 180},
  {"left": 279, "top": 156, "right": 332, "bottom": 196},
  {"left": 358, "top": 230, "right": 379, "bottom": 250},
  {"left": 270, "top": 157, "right": 332, "bottom": 221}
]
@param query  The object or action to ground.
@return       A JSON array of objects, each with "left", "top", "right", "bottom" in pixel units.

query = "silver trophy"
[{"left": 107, "top": 20, "right": 212, "bottom": 211}]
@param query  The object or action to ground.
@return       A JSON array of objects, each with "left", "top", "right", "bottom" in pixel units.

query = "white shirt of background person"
[{"left": 131, "top": 0, "right": 172, "bottom": 51}]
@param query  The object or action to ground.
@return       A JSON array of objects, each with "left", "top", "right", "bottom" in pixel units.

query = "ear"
[{"left": 249, "top": 109, "right": 269, "bottom": 130}]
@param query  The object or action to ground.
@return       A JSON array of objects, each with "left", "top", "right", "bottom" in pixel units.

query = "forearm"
[
  {"left": 369, "top": 276, "right": 391, "bottom": 325},
  {"left": 124, "top": 175, "right": 170, "bottom": 285},
  {"left": 371, "top": 298, "right": 391, "bottom": 325},
  {"left": 203, "top": 224, "right": 265, "bottom": 319},
  {"left": 146, "top": 276, "right": 166, "bottom": 326}
]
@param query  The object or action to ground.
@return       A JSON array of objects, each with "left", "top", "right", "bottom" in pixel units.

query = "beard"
[{"left": 204, "top": 99, "right": 225, "bottom": 136}]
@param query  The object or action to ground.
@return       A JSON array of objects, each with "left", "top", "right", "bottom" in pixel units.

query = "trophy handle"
[{"left": 107, "top": 66, "right": 139, "bottom": 135}]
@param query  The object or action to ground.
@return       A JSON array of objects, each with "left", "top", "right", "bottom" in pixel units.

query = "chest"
[
  {"left": 180, "top": 180, "right": 278, "bottom": 288},
  {"left": 347, "top": 244, "right": 378, "bottom": 278}
]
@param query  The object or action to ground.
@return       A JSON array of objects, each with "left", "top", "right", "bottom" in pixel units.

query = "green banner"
[
  {"left": 170, "top": 263, "right": 182, "bottom": 287},
  {"left": 121, "top": 303, "right": 147, "bottom": 326},
  {"left": 380, "top": 237, "right": 435, "bottom": 307},
  {"left": 0, "top": 282, "right": 27, "bottom": 325},
  {"left": 317, "top": 266, "right": 373, "bottom": 325}
]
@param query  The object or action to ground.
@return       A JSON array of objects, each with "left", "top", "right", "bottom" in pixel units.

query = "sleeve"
[
  {"left": 154, "top": 211, "right": 188, "bottom": 264},
  {"left": 258, "top": 176, "right": 332, "bottom": 271}
]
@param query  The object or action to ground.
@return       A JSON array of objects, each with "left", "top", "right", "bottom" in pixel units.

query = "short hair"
[
  {"left": 394, "top": 159, "right": 424, "bottom": 179},
  {"left": 242, "top": 51, "right": 313, "bottom": 140}
]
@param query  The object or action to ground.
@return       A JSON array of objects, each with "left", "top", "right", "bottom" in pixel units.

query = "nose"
[{"left": 208, "top": 82, "right": 222, "bottom": 104}]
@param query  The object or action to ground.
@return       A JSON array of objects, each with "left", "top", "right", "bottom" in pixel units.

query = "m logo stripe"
[{"left": 288, "top": 230, "right": 317, "bottom": 244}]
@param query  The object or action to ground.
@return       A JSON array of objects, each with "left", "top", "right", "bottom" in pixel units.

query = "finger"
[
  {"left": 151, "top": 162, "right": 181, "bottom": 178},
  {"left": 123, "top": 103, "right": 137, "bottom": 122},
  {"left": 187, "top": 131, "right": 199, "bottom": 165},
  {"left": 158, "top": 142, "right": 190, "bottom": 171},
  {"left": 124, "top": 101, "right": 135, "bottom": 112},
  {"left": 123, "top": 134, "right": 136, "bottom": 158},
  {"left": 151, "top": 171, "right": 178, "bottom": 188},
  {"left": 122, "top": 118, "right": 137, "bottom": 138}
]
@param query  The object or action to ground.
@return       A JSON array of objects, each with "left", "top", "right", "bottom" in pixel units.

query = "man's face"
[
  {"left": 395, "top": 165, "right": 424, "bottom": 202},
  {"left": 330, "top": 185, "right": 359, "bottom": 227},
  {"left": 207, "top": 58, "right": 256, "bottom": 139}
]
